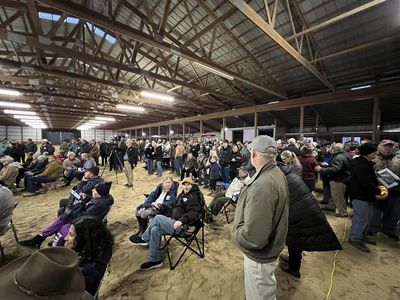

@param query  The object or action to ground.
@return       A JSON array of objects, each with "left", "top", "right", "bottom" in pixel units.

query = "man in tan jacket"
[
  {"left": 23, "top": 155, "right": 63, "bottom": 196},
  {"left": 232, "top": 135, "right": 289, "bottom": 300},
  {"left": 0, "top": 156, "right": 18, "bottom": 187}
]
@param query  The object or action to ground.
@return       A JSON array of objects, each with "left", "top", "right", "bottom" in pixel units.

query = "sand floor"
[{"left": 1, "top": 164, "right": 400, "bottom": 300}]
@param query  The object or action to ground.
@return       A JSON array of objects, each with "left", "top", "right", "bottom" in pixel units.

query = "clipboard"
[{"left": 376, "top": 168, "right": 400, "bottom": 189}]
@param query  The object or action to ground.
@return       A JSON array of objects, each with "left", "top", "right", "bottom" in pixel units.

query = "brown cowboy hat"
[{"left": 0, "top": 247, "right": 85, "bottom": 299}]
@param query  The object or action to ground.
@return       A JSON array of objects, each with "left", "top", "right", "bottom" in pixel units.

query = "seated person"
[
  {"left": 63, "top": 153, "right": 96, "bottom": 186},
  {"left": 130, "top": 177, "right": 203, "bottom": 271},
  {"left": 58, "top": 166, "right": 104, "bottom": 212},
  {"left": 21, "top": 154, "right": 48, "bottom": 189},
  {"left": 0, "top": 185, "right": 15, "bottom": 232},
  {"left": 0, "top": 247, "right": 93, "bottom": 300},
  {"left": 0, "top": 156, "right": 18, "bottom": 187},
  {"left": 24, "top": 152, "right": 34, "bottom": 168},
  {"left": 65, "top": 216, "right": 113, "bottom": 297},
  {"left": 20, "top": 181, "right": 114, "bottom": 248},
  {"left": 181, "top": 153, "right": 196, "bottom": 181},
  {"left": 208, "top": 167, "right": 251, "bottom": 217},
  {"left": 63, "top": 151, "right": 81, "bottom": 177},
  {"left": 22, "top": 155, "right": 63, "bottom": 197},
  {"left": 55, "top": 150, "right": 67, "bottom": 162},
  {"left": 129, "top": 176, "right": 178, "bottom": 240}
]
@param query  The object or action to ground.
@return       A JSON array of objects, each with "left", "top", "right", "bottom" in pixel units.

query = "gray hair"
[
  {"left": 0, "top": 155, "right": 14, "bottom": 164},
  {"left": 37, "top": 155, "right": 47, "bottom": 163}
]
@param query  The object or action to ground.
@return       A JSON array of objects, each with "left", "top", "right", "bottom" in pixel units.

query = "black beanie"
[
  {"left": 95, "top": 182, "right": 112, "bottom": 197},
  {"left": 359, "top": 142, "right": 377, "bottom": 156}
]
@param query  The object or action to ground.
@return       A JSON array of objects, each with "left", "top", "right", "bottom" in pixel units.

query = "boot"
[
  {"left": 20, "top": 234, "right": 45, "bottom": 249},
  {"left": 132, "top": 217, "right": 148, "bottom": 237}
]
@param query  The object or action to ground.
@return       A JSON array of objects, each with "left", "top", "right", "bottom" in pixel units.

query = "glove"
[{"left": 376, "top": 185, "right": 389, "bottom": 200}]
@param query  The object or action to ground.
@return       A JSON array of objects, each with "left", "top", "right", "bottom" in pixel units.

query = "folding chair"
[
  {"left": 0, "top": 202, "right": 19, "bottom": 260},
  {"left": 44, "top": 169, "right": 65, "bottom": 193},
  {"left": 161, "top": 211, "right": 205, "bottom": 270},
  {"left": 221, "top": 194, "right": 239, "bottom": 224}
]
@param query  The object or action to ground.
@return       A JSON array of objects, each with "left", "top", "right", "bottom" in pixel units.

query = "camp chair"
[
  {"left": 0, "top": 202, "right": 19, "bottom": 259},
  {"left": 161, "top": 210, "right": 205, "bottom": 270},
  {"left": 221, "top": 193, "right": 239, "bottom": 224},
  {"left": 43, "top": 169, "right": 65, "bottom": 193}
]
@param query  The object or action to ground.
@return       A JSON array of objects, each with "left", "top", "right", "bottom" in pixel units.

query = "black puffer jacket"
[
  {"left": 279, "top": 164, "right": 342, "bottom": 251},
  {"left": 171, "top": 185, "right": 203, "bottom": 224}
]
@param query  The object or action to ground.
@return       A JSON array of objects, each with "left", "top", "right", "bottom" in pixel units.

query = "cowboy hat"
[{"left": 0, "top": 247, "right": 85, "bottom": 299}]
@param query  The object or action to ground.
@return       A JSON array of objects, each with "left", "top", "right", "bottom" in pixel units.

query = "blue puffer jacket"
[{"left": 143, "top": 181, "right": 178, "bottom": 208}]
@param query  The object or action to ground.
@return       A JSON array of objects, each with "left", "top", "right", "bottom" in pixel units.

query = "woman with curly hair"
[{"left": 65, "top": 216, "right": 114, "bottom": 297}]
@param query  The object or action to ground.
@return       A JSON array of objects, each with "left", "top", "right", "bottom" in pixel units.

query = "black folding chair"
[
  {"left": 221, "top": 196, "right": 238, "bottom": 224},
  {"left": 161, "top": 211, "right": 205, "bottom": 270}
]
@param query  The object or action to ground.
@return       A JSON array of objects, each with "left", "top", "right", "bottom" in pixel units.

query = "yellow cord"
[{"left": 325, "top": 214, "right": 349, "bottom": 300}]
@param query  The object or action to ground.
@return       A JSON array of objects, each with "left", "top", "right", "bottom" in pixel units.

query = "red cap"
[{"left": 379, "top": 139, "right": 395, "bottom": 146}]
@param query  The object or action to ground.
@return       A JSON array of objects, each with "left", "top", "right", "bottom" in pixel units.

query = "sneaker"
[
  {"left": 381, "top": 231, "right": 399, "bottom": 241},
  {"left": 334, "top": 212, "right": 349, "bottom": 218},
  {"left": 129, "top": 235, "right": 149, "bottom": 246},
  {"left": 349, "top": 240, "right": 370, "bottom": 252},
  {"left": 140, "top": 260, "right": 163, "bottom": 271},
  {"left": 362, "top": 237, "right": 377, "bottom": 245},
  {"left": 279, "top": 261, "right": 301, "bottom": 278}
]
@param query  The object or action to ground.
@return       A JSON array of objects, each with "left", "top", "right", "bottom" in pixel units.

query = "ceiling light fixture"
[
  {"left": 268, "top": 101, "right": 280, "bottom": 104},
  {"left": 0, "top": 88, "right": 22, "bottom": 96},
  {"left": 194, "top": 62, "right": 234, "bottom": 81},
  {"left": 87, "top": 120, "right": 106, "bottom": 124},
  {"left": 14, "top": 115, "right": 40, "bottom": 120},
  {"left": 95, "top": 116, "right": 115, "bottom": 121},
  {"left": 104, "top": 112, "right": 128, "bottom": 117},
  {"left": 4, "top": 109, "right": 36, "bottom": 115},
  {"left": 0, "top": 101, "right": 30, "bottom": 108},
  {"left": 140, "top": 91, "right": 174, "bottom": 102},
  {"left": 116, "top": 104, "right": 145, "bottom": 112},
  {"left": 350, "top": 85, "right": 372, "bottom": 91}
]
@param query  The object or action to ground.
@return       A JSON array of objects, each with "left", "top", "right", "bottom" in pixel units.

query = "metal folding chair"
[
  {"left": 161, "top": 211, "right": 205, "bottom": 270},
  {"left": 0, "top": 202, "right": 19, "bottom": 259},
  {"left": 221, "top": 197, "right": 237, "bottom": 224}
]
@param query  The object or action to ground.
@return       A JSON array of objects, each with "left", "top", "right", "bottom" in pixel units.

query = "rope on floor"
[{"left": 325, "top": 214, "right": 350, "bottom": 300}]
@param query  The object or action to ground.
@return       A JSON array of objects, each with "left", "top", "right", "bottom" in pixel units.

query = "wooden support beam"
[
  {"left": 37, "top": 0, "right": 287, "bottom": 98},
  {"left": 228, "top": 0, "right": 334, "bottom": 90},
  {"left": 254, "top": 112, "right": 258, "bottom": 137},
  {"left": 182, "top": 123, "right": 186, "bottom": 140},
  {"left": 299, "top": 105, "right": 304, "bottom": 140},
  {"left": 222, "top": 117, "right": 226, "bottom": 140},
  {"left": 119, "top": 81, "right": 399, "bottom": 131},
  {"left": 372, "top": 97, "right": 381, "bottom": 143},
  {"left": 199, "top": 120, "right": 203, "bottom": 135}
]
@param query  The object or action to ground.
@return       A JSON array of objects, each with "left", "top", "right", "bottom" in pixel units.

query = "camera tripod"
[{"left": 101, "top": 149, "right": 124, "bottom": 184}]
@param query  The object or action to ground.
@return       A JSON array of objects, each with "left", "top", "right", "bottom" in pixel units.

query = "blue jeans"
[
  {"left": 349, "top": 199, "right": 370, "bottom": 242},
  {"left": 369, "top": 194, "right": 400, "bottom": 233},
  {"left": 303, "top": 179, "right": 315, "bottom": 192},
  {"left": 175, "top": 156, "right": 183, "bottom": 176},
  {"left": 156, "top": 160, "right": 162, "bottom": 176},
  {"left": 146, "top": 159, "right": 154, "bottom": 175},
  {"left": 26, "top": 176, "right": 54, "bottom": 193},
  {"left": 142, "top": 215, "right": 182, "bottom": 262},
  {"left": 322, "top": 178, "right": 331, "bottom": 204},
  {"left": 221, "top": 165, "right": 230, "bottom": 184}
]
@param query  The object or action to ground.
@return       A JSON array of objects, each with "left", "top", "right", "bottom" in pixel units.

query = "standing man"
[
  {"left": 232, "top": 135, "right": 289, "bottom": 300},
  {"left": 219, "top": 139, "right": 233, "bottom": 184},
  {"left": 123, "top": 138, "right": 137, "bottom": 188},
  {"left": 369, "top": 139, "right": 400, "bottom": 241},
  {"left": 90, "top": 139, "right": 100, "bottom": 166}
]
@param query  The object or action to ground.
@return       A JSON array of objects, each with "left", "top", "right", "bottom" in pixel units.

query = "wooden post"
[
  {"left": 299, "top": 105, "right": 304, "bottom": 140},
  {"left": 315, "top": 115, "right": 319, "bottom": 141},
  {"left": 169, "top": 124, "right": 172, "bottom": 142},
  {"left": 254, "top": 112, "right": 258, "bottom": 137},
  {"left": 200, "top": 120, "right": 203, "bottom": 135},
  {"left": 372, "top": 97, "right": 381, "bottom": 143},
  {"left": 149, "top": 127, "right": 151, "bottom": 138},
  {"left": 135, "top": 129, "right": 137, "bottom": 139},
  {"left": 222, "top": 117, "right": 226, "bottom": 140},
  {"left": 182, "top": 123, "right": 185, "bottom": 140},
  {"left": 158, "top": 125, "right": 161, "bottom": 136}
]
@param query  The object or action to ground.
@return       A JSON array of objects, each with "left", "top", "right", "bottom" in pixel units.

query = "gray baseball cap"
[{"left": 248, "top": 135, "right": 277, "bottom": 154}]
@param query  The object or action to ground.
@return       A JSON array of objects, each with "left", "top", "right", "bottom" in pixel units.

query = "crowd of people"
[{"left": 1, "top": 134, "right": 400, "bottom": 299}]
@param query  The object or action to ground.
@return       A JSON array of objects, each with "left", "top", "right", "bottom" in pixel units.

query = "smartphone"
[{"left": 70, "top": 189, "right": 81, "bottom": 200}]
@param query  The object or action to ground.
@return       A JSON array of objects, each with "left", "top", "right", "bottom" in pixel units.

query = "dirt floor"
[{"left": 2, "top": 164, "right": 400, "bottom": 300}]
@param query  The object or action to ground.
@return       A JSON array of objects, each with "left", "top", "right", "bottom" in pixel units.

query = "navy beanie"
[{"left": 95, "top": 182, "right": 112, "bottom": 197}]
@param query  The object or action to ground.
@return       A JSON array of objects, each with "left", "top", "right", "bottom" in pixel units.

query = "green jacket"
[{"left": 232, "top": 161, "right": 289, "bottom": 263}]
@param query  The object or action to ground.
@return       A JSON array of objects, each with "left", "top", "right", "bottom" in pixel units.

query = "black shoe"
[
  {"left": 279, "top": 261, "right": 301, "bottom": 278},
  {"left": 349, "top": 240, "right": 370, "bottom": 252},
  {"left": 19, "top": 234, "right": 45, "bottom": 249},
  {"left": 128, "top": 235, "right": 148, "bottom": 246},
  {"left": 140, "top": 260, "right": 163, "bottom": 271},
  {"left": 381, "top": 231, "right": 399, "bottom": 241},
  {"left": 362, "top": 237, "right": 377, "bottom": 245},
  {"left": 279, "top": 254, "right": 289, "bottom": 264},
  {"left": 124, "top": 183, "right": 130, "bottom": 186}
]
